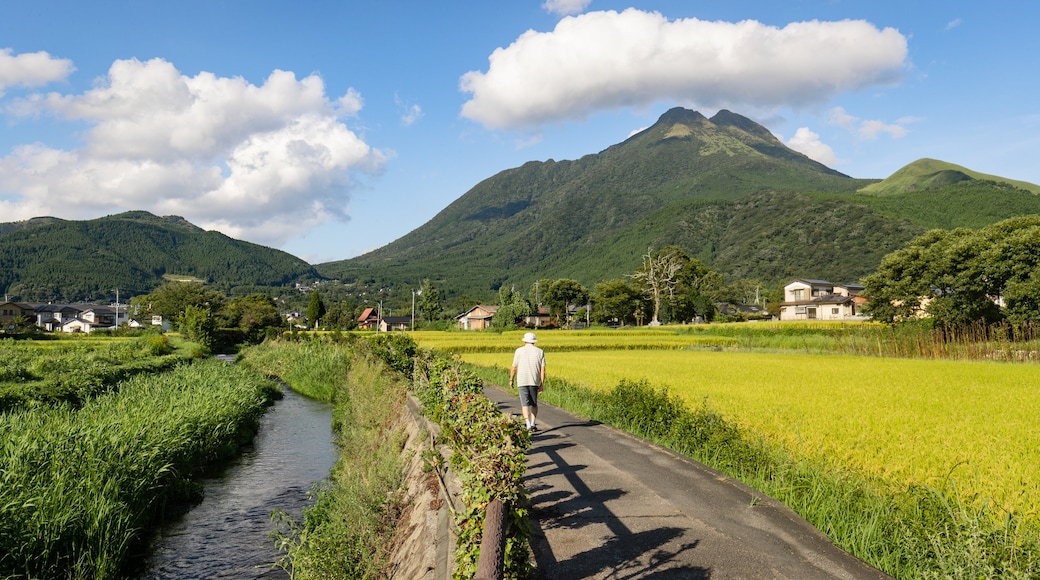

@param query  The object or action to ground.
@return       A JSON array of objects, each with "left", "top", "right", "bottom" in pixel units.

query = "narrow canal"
[{"left": 135, "top": 383, "right": 336, "bottom": 579}]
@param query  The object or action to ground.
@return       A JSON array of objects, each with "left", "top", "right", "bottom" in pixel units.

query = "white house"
[{"left": 779, "top": 279, "right": 867, "bottom": 321}]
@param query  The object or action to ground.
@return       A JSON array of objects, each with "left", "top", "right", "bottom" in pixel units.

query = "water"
[{"left": 135, "top": 383, "right": 337, "bottom": 579}]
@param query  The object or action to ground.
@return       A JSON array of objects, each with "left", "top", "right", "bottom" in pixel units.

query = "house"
[
  {"left": 457, "top": 305, "right": 498, "bottom": 330},
  {"left": 379, "top": 316, "right": 413, "bottom": 332},
  {"left": 779, "top": 279, "right": 867, "bottom": 321},
  {"left": 523, "top": 306, "right": 551, "bottom": 328},
  {"left": 32, "top": 304, "right": 83, "bottom": 331},
  {"left": 358, "top": 307, "right": 380, "bottom": 330},
  {"left": 0, "top": 301, "right": 34, "bottom": 331}
]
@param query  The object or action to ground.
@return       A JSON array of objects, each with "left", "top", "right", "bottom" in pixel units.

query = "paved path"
[{"left": 483, "top": 386, "right": 892, "bottom": 580}]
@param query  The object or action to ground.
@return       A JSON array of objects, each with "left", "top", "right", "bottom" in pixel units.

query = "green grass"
[
  {"left": 0, "top": 359, "right": 280, "bottom": 579},
  {"left": 242, "top": 337, "right": 410, "bottom": 579}
]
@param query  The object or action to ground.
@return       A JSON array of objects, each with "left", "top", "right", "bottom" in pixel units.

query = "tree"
[
  {"left": 630, "top": 247, "right": 684, "bottom": 325},
  {"left": 670, "top": 254, "right": 723, "bottom": 323},
  {"left": 591, "top": 279, "right": 643, "bottom": 326},
  {"left": 864, "top": 216, "right": 1040, "bottom": 326},
  {"left": 416, "top": 279, "right": 442, "bottom": 322},
  {"left": 324, "top": 300, "right": 360, "bottom": 330},
  {"left": 492, "top": 286, "right": 533, "bottom": 328},
  {"left": 131, "top": 282, "right": 225, "bottom": 322},
  {"left": 306, "top": 291, "right": 326, "bottom": 329},
  {"left": 541, "top": 279, "right": 589, "bottom": 327},
  {"left": 224, "top": 294, "right": 282, "bottom": 342},
  {"left": 180, "top": 304, "right": 216, "bottom": 350}
]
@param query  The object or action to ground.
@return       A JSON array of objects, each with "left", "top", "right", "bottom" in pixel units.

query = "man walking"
[{"left": 509, "top": 332, "right": 546, "bottom": 432}]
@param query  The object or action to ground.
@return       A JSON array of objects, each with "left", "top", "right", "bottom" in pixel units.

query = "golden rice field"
[{"left": 412, "top": 329, "right": 1040, "bottom": 518}]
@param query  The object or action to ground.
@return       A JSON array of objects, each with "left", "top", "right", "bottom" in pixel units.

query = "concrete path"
[{"left": 482, "top": 386, "right": 892, "bottom": 580}]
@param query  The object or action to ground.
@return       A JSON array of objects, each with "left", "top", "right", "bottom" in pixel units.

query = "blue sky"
[{"left": 1, "top": 1, "right": 1038, "bottom": 264}]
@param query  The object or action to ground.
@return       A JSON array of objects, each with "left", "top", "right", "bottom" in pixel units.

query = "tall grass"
[
  {"left": 238, "top": 336, "right": 355, "bottom": 402},
  {"left": 0, "top": 359, "right": 279, "bottom": 579},
  {"left": 0, "top": 335, "right": 196, "bottom": 411}
]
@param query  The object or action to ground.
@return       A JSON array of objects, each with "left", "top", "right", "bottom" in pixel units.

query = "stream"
[{"left": 134, "top": 380, "right": 337, "bottom": 579}]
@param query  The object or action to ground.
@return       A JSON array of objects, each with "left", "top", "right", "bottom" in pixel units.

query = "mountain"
[
  {"left": 318, "top": 108, "right": 886, "bottom": 297},
  {"left": 0, "top": 211, "right": 319, "bottom": 302},
  {"left": 858, "top": 158, "right": 1040, "bottom": 196}
]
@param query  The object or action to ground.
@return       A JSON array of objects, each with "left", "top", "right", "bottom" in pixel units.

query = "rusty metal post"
[{"left": 474, "top": 498, "right": 506, "bottom": 580}]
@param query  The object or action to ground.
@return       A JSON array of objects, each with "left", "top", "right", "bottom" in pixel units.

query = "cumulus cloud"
[
  {"left": 785, "top": 127, "right": 843, "bottom": 166},
  {"left": 0, "top": 58, "right": 386, "bottom": 247},
  {"left": 460, "top": 9, "right": 908, "bottom": 130},
  {"left": 543, "top": 0, "right": 592, "bottom": 16},
  {"left": 828, "top": 106, "right": 911, "bottom": 140},
  {"left": 0, "top": 48, "right": 75, "bottom": 96}
]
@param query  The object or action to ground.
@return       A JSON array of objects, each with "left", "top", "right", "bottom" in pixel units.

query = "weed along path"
[
  {"left": 134, "top": 386, "right": 336, "bottom": 579},
  {"left": 481, "top": 385, "right": 891, "bottom": 579}
]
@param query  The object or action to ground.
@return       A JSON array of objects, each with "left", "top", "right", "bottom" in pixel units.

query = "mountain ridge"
[{"left": 0, "top": 211, "right": 318, "bottom": 302}]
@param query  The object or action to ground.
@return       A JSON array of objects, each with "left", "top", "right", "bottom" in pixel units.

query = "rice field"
[{"left": 414, "top": 329, "right": 1040, "bottom": 518}]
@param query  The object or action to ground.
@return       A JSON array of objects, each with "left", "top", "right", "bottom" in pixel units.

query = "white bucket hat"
[{"left": 522, "top": 332, "right": 537, "bottom": 343}]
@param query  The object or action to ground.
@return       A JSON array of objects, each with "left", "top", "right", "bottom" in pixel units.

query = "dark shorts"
[{"left": 518, "top": 385, "right": 539, "bottom": 408}]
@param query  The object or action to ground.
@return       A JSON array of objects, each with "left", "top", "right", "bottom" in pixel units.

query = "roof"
[
  {"left": 358, "top": 307, "right": 376, "bottom": 321},
  {"left": 788, "top": 278, "right": 834, "bottom": 287}
]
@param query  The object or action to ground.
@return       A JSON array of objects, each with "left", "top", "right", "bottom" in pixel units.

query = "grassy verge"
[
  {"left": 0, "top": 359, "right": 280, "bottom": 579},
  {"left": 466, "top": 364, "right": 1040, "bottom": 579}
]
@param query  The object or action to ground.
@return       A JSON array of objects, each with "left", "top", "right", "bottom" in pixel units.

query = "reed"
[
  {"left": 250, "top": 338, "right": 411, "bottom": 580},
  {"left": 0, "top": 359, "right": 279, "bottom": 579}
]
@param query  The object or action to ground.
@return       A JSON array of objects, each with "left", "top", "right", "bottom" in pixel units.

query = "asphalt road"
[{"left": 483, "top": 385, "right": 893, "bottom": 580}]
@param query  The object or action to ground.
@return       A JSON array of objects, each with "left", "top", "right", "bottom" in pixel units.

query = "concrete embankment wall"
[{"left": 384, "top": 396, "right": 462, "bottom": 580}]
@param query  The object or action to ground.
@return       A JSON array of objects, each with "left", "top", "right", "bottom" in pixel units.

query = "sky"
[{"left": 1, "top": 1, "right": 1038, "bottom": 264}]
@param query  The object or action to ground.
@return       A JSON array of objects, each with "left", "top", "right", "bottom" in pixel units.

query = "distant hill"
[
  {"left": 0, "top": 211, "right": 319, "bottom": 302},
  {"left": 859, "top": 158, "right": 1040, "bottom": 196}
]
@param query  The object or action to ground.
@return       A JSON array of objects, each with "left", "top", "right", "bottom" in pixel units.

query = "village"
[{"left": 1, "top": 278, "right": 867, "bottom": 335}]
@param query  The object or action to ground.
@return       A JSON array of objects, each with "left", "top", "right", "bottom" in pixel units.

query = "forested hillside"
[{"left": 0, "top": 211, "right": 319, "bottom": 302}]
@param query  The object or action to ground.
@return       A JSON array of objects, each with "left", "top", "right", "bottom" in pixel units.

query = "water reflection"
[{"left": 136, "top": 385, "right": 336, "bottom": 579}]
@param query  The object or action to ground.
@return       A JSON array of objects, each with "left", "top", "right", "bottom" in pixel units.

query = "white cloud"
[
  {"left": 946, "top": 18, "right": 962, "bottom": 31},
  {"left": 543, "top": 0, "right": 592, "bottom": 16},
  {"left": 0, "top": 58, "right": 386, "bottom": 247},
  {"left": 0, "top": 48, "right": 75, "bottom": 96},
  {"left": 460, "top": 9, "right": 908, "bottom": 130},
  {"left": 395, "top": 93, "right": 424, "bottom": 126},
  {"left": 828, "top": 106, "right": 911, "bottom": 140},
  {"left": 785, "top": 127, "right": 843, "bottom": 166}
]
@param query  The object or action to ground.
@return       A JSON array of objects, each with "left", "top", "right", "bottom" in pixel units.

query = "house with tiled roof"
[{"left": 778, "top": 279, "right": 867, "bottom": 321}]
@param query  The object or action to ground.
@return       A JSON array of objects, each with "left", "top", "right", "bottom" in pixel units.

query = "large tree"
[
  {"left": 131, "top": 282, "right": 225, "bottom": 322},
  {"left": 539, "top": 279, "right": 589, "bottom": 327},
  {"left": 492, "top": 286, "right": 533, "bottom": 328},
  {"left": 864, "top": 216, "right": 1040, "bottom": 325},
  {"left": 416, "top": 279, "right": 442, "bottom": 322},
  {"left": 591, "top": 279, "right": 644, "bottom": 326},
  {"left": 630, "top": 247, "right": 685, "bottom": 325},
  {"left": 306, "top": 290, "right": 326, "bottom": 329},
  {"left": 224, "top": 294, "right": 282, "bottom": 342}
]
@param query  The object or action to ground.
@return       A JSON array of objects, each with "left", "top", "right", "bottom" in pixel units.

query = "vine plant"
[{"left": 413, "top": 350, "right": 532, "bottom": 580}]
